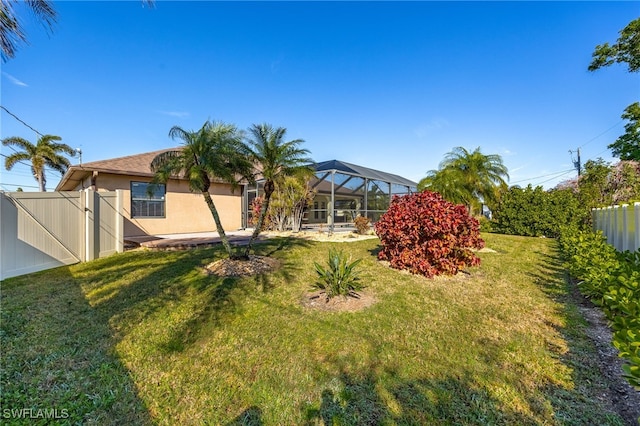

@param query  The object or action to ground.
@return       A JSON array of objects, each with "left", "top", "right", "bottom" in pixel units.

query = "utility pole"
[{"left": 569, "top": 148, "right": 581, "bottom": 177}]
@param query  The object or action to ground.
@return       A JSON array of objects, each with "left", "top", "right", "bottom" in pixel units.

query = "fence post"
[
  {"left": 84, "top": 189, "right": 96, "bottom": 261},
  {"left": 612, "top": 205, "right": 620, "bottom": 250},
  {"left": 635, "top": 202, "right": 640, "bottom": 252},
  {"left": 115, "top": 190, "right": 124, "bottom": 253},
  {"left": 621, "top": 204, "right": 629, "bottom": 252}
]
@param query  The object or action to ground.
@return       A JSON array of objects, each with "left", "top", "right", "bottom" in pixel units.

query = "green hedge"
[
  {"left": 558, "top": 227, "right": 640, "bottom": 389},
  {"left": 492, "top": 186, "right": 586, "bottom": 237}
]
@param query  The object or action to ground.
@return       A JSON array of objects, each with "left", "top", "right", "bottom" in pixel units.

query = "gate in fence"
[{"left": 0, "top": 190, "right": 124, "bottom": 280}]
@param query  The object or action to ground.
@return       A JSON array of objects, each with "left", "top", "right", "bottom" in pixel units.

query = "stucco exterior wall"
[{"left": 71, "top": 173, "right": 243, "bottom": 237}]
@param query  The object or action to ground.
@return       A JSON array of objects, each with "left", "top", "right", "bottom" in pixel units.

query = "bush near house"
[
  {"left": 558, "top": 227, "right": 640, "bottom": 389},
  {"left": 353, "top": 215, "right": 371, "bottom": 235},
  {"left": 374, "top": 191, "right": 484, "bottom": 278}
]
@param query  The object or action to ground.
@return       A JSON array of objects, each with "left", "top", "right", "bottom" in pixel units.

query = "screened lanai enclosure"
[{"left": 243, "top": 160, "right": 418, "bottom": 231}]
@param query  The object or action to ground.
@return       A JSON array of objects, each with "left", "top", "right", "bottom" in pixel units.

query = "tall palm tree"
[
  {"left": 243, "top": 123, "right": 312, "bottom": 256},
  {"left": 150, "top": 120, "right": 253, "bottom": 259},
  {"left": 1, "top": 0, "right": 56, "bottom": 62},
  {"left": 2, "top": 134, "right": 75, "bottom": 191},
  {"left": 420, "top": 146, "right": 509, "bottom": 215}
]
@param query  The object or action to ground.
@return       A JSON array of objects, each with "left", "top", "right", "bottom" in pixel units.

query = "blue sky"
[{"left": 1, "top": 1, "right": 638, "bottom": 191}]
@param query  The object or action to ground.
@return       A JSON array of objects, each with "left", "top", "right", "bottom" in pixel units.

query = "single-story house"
[{"left": 56, "top": 150, "right": 417, "bottom": 237}]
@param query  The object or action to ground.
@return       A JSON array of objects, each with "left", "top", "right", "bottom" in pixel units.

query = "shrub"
[
  {"left": 313, "top": 248, "right": 363, "bottom": 301},
  {"left": 558, "top": 227, "right": 640, "bottom": 389},
  {"left": 250, "top": 196, "right": 270, "bottom": 230},
  {"left": 374, "top": 191, "right": 484, "bottom": 278},
  {"left": 492, "top": 185, "right": 586, "bottom": 237},
  {"left": 354, "top": 215, "right": 371, "bottom": 235}
]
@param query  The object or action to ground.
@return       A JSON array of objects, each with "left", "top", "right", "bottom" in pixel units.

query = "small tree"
[
  {"left": 150, "top": 120, "right": 253, "bottom": 259},
  {"left": 374, "top": 191, "right": 484, "bottom": 278},
  {"left": 267, "top": 173, "right": 315, "bottom": 232},
  {"left": 243, "top": 124, "right": 312, "bottom": 256}
]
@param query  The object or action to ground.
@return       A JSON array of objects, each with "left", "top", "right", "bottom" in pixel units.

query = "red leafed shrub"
[{"left": 374, "top": 190, "right": 485, "bottom": 277}]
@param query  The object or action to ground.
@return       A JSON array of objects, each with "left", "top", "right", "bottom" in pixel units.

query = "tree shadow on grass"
[
  {"left": 1, "top": 267, "right": 153, "bottom": 425},
  {"left": 1, "top": 237, "right": 314, "bottom": 424},
  {"left": 150, "top": 237, "right": 315, "bottom": 353},
  {"left": 302, "top": 361, "right": 539, "bottom": 425},
  {"left": 225, "top": 406, "right": 263, "bottom": 426}
]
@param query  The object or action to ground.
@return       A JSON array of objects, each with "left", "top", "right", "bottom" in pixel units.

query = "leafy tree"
[
  {"left": 2, "top": 134, "right": 75, "bottom": 191},
  {"left": 578, "top": 158, "right": 614, "bottom": 208},
  {"left": 608, "top": 102, "right": 640, "bottom": 161},
  {"left": 589, "top": 18, "right": 640, "bottom": 160},
  {"left": 419, "top": 146, "right": 509, "bottom": 215},
  {"left": 589, "top": 18, "right": 640, "bottom": 73},
  {"left": 0, "top": 0, "right": 56, "bottom": 62},
  {"left": 243, "top": 123, "right": 312, "bottom": 257},
  {"left": 150, "top": 121, "right": 253, "bottom": 259}
]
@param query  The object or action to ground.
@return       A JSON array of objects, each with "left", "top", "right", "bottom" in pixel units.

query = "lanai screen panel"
[
  {"left": 367, "top": 179, "right": 390, "bottom": 222},
  {"left": 333, "top": 172, "right": 365, "bottom": 223}
]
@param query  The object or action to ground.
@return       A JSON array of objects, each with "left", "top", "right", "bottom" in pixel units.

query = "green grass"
[{"left": 0, "top": 234, "right": 624, "bottom": 425}]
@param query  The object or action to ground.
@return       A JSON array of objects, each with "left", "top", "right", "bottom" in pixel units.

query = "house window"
[{"left": 131, "top": 181, "right": 165, "bottom": 218}]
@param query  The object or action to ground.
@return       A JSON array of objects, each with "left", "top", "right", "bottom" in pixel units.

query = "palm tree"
[
  {"left": 243, "top": 123, "right": 312, "bottom": 257},
  {"left": 420, "top": 146, "right": 509, "bottom": 215},
  {"left": 2, "top": 134, "right": 75, "bottom": 191},
  {"left": 1, "top": 0, "right": 56, "bottom": 62},
  {"left": 1, "top": 0, "right": 154, "bottom": 62},
  {"left": 418, "top": 167, "right": 471, "bottom": 207},
  {"left": 150, "top": 121, "right": 253, "bottom": 259}
]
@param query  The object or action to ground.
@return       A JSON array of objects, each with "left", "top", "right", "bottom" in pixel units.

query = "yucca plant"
[{"left": 313, "top": 248, "right": 364, "bottom": 301}]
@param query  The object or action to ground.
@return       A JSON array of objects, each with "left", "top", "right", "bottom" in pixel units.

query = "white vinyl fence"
[
  {"left": 591, "top": 202, "right": 640, "bottom": 252},
  {"left": 0, "top": 190, "right": 124, "bottom": 280}
]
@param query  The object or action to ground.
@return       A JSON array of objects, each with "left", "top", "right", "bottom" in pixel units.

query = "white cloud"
[
  {"left": 2, "top": 72, "right": 28, "bottom": 87},
  {"left": 414, "top": 118, "right": 450, "bottom": 138},
  {"left": 158, "top": 110, "right": 190, "bottom": 118}
]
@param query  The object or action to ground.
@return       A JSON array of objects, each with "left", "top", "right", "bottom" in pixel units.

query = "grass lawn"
[{"left": 0, "top": 233, "right": 625, "bottom": 425}]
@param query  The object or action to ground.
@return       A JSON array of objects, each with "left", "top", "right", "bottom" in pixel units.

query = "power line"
[
  {"left": 0, "top": 105, "right": 44, "bottom": 137},
  {"left": 0, "top": 182, "right": 39, "bottom": 189},
  {"left": 510, "top": 168, "right": 575, "bottom": 185},
  {"left": 579, "top": 120, "right": 624, "bottom": 149},
  {"left": 534, "top": 169, "right": 575, "bottom": 186}
]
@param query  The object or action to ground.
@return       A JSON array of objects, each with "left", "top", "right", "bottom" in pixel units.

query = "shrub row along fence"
[
  {"left": 0, "top": 190, "right": 124, "bottom": 280},
  {"left": 591, "top": 202, "right": 640, "bottom": 252}
]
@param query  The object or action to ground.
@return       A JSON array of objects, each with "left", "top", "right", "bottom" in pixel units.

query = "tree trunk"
[
  {"left": 202, "top": 191, "right": 235, "bottom": 258},
  {"left": 36, "top": 172, "right": 45, "bottom": 192}
]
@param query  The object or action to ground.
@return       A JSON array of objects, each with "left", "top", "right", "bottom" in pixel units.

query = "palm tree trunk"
[
  {"left": 243, "top": 192, "right": 272, "bottom": 257},
  {"left": 202, "top": 191, "right": 235, "bottom": 258},
  {"left": 37, "top": 172, "right": 45, "bottom": 192}
]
